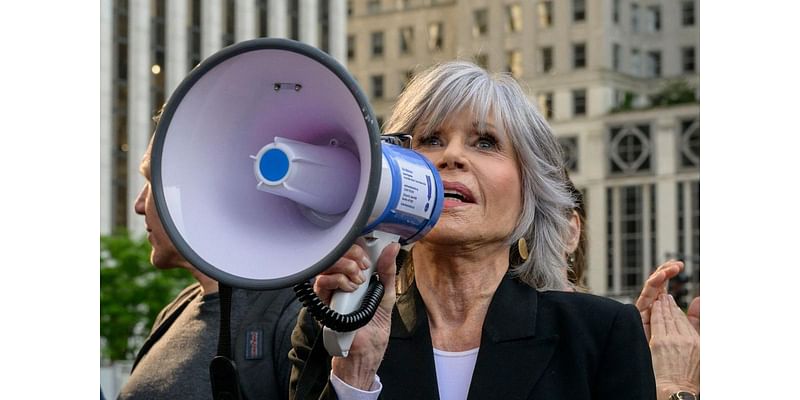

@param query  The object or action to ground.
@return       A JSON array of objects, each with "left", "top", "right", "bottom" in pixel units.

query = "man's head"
[{"left": 134, "top": 137, "right": 192, "bottom": 270}]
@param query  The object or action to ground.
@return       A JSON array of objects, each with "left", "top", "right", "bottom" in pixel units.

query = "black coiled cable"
[{"left": 293, "top": 274, "right": 385, "bottom": 332}]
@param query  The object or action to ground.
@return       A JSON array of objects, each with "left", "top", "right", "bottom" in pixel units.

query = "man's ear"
[{"left": 565, "top": 210, "right": 581, "bottom": 254}]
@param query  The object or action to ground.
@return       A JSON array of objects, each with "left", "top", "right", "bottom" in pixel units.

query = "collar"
[{"left": 391, "top": 273, "right": 539, "bottom": 342}]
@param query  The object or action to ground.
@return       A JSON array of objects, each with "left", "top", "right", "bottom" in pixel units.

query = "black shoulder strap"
[
  {"left": 130, "top": 284, "right": 202, "bottom": 372},
  {"left": 210, "top": 283, "right": 243, "bottom": 400}
]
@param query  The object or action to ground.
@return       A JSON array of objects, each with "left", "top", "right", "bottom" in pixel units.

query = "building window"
[
  {"left": 613, "top": 0, "right": 620, "bottom": 24},
  {"left": 572, "top": 89, "right": 587, "bottom": 117},
  {"left": 558, "top": 136, "right": 579, "bottom": 171},
  {"left": 682, "top": 46, "right": 696, "bottom": 73},
  {"left": 573, "top": 43, "right": 587, "bottom": 69},
  {"left": 647, "top": 50, "right": 661, "bottom": 77},
  {"left": 573, "top": 0, "right": 586, "bottom": 22},
  {"left": 538, "top": 1, "right": 553, "bottom": 28},
  {"left": 371, "top": 74, "right": 384, "bottom": 99},
  {"left": 473, "top": 8, "right": 489, "bottom": 37},
  {"left": 682, "top": 1, "right": 695, "bottom": 26},
  {"left": 371, "top": 31, "right": 384, "bottom": 57},
  {"left": 506, "top": 4, "right": 522, "bottom": 33},
  {"left": 631, "top": 3, "right": 639, "bottom": 33},
  {"left": 608, "top": 123, "right": 652, "bottom": 175},
  {"left": 541, "top": 46, "right": 553, "bottom": 73},
  {"left": 631, "top": 48, "right": 641, "bottom": 76},
  {"left": 606, "top": 187, "right": 614, "bottom": 292},
  {"left": 612, "top": 43, "right": 621, "bottom": 71},
  {"left": 320, "top": 0, "right": 330, "bottom": 53},
  {"left": 347, "top": 0, "right": 353, "bottom": 16},
  {"left": 112, "top": 0, "right": 130, "bottom": 230},
  {"left": 676, "top": 180, "right": 700, "bottom": 301},
  {"left": 647, "top": 5, "right": 661, "bottom": 32},
  {"left": 347, "top": 34, "right": 355, "bottom": 60},
  {"left": 398, "top": 0, "right": 411, "bottom": 10},
  {"left": 289, "top": 0, "right": 299, "bottom": 39},
  {"left": 428, "top": 22, "right": 443, "bottom": 51},
  {"left": 506, "top": 50, "right": 522, "bottom": 78},
  {"left": 650, "top": 184, "right": 657, "bottom": 273},
  {"left": 257, "top": 0, "right": 268, "bottom": 37},
  {"left": 537, "top": 92, "right": 554, "bottom": 119},
  {"left": 621, "top": 186, "right": 644, "bottom": 292},
  {"left": 679, "top": 118, "right": 700, "bottom": 169},
  {"left": 367, "top": 0, "right": 381, "bottom": 14},
  {"left": 151, "top": 0, "right": 166, "bottom": 118},
  {"left": 605, "top": 183, "right": 659, "bottom": 298},
  {"left": 690, "top": 181, "right": 700, "bottom": 296},
  {"left": 189, "top": 0, "right": 202, "bottom": 69},
  {"left": 399, "top": 26, "right": 414, "bottom": 55},
  {"left": 222, "top": 0, "right": 235, "bottom": 46},
  {"left": 474, "top": 53, "right": 488, "bottom": 70}
]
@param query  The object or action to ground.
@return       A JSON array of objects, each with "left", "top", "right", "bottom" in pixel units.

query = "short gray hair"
[{"left": 385, "top": 61, "right": 575, "bottom": 291}]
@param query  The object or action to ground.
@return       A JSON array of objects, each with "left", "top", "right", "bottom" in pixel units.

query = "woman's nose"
[{"left": 437, "top": 139, "right": 467, "bottom": 170}]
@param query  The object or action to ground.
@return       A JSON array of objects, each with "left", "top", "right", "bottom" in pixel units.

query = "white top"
[
  {"left": 433, "top": 347, "right": 480, "bottom": 400},
  {"left": 329, "top": 347, "right": 480, "bottom": 400}
]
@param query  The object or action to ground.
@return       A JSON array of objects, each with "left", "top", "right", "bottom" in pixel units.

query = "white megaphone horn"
[{"left": 151, "top": 38, "right": 443, "bottom": 357}]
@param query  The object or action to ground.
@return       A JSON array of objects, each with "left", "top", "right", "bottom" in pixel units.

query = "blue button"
[{"left": 259, "top": 148, "right": 290, "bottom": 182}]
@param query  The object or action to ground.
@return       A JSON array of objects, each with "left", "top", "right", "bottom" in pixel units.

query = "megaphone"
[{"left": 151, "top": 38, "right": 443, "bottom": 356}]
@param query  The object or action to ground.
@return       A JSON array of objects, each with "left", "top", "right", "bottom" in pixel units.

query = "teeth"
[{"left": 444, "top": 191, "right": 466, "bottom": 201}]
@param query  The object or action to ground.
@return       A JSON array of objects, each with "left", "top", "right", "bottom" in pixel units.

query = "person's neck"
[
  {"left": 412, "top": 241, "right": 509, "bottom": 330},
  {"left": 188, "top": 267, "right": 219, "bottom": 295}
]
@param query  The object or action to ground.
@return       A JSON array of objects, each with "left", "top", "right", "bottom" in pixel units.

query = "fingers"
[
  {"left": 635, "top": 270, "right": 664, "bottom": 312},
  {"left": 650, "top": 296, "right": 665, "bottom": 339},
  {"left": 314, "top": 272, "right": 361, "bottom": 293},
  {"left": 635, "top": 260, "right": 684, "bottom": 313},
  {"left": 376, "top": 243, "right": 401, "bottom": 309},
  {"left": 636, "top": 268, "right": 671, "bottom": 312},
  {"left": 656, "top": 259, "right": 684, "bottom": 277},
  {"left": 667, "top": 295, "right": 699, "bottom": 338},
  {"left": 687, "top": 296, "right": 700, "bottom": 333},
  {"left": 313, "top": 244, "right": 375, "bottom": 303}
]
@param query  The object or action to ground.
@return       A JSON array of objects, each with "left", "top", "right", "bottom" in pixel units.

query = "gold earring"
[{"left": 518, "top": 237, "right": 529, "bottom": 261}]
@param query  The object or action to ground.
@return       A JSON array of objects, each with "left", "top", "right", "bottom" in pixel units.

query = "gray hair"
[{"left": 385, "top": 61, "right": 575, "bottom": 291}]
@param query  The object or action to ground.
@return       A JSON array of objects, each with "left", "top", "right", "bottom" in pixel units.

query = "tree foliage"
[
  {"left": 610, "top": 80, "right": 698, "bottom": 114},
  {"left": 100, "top": 232, "right": 194, "bottom": 361},
  {"left": 649, "top": 80, "right": 698, "bottom": 107}
]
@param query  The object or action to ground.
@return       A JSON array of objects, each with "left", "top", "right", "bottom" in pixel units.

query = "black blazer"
[{"left": 290, "top": 275, "right": 656, "bottom": 399}]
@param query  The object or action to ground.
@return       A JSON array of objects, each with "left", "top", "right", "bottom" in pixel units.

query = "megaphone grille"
[{"left": 152, "top": 39, "right": 381, "bottom": 290}]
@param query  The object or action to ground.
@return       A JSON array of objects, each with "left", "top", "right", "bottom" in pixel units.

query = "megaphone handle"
[{"left": 323, "top": 231, "right": 400, "bottom": 357}]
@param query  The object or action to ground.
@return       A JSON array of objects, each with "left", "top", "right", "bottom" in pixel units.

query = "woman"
[
  {"left": 563, "top": 175, "right": 588, "bottom": 291},
  {"left": 289, "top": 61, "right": 655, "bottom": 399}
]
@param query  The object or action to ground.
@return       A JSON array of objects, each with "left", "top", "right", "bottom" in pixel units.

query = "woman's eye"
[
  {"left": 475, "top": 135, "right": 497, "bottom": 150},
  {"left": 418, "top": 135, "right": 442, "bottom": 147}
]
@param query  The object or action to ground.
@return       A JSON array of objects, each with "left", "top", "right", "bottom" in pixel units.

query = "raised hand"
[
  {"left": 635, "top": 260, "right": 684, "bottom": 340},
  {"left": 650, "top": 294, "right": 700, "bottom": 399},
  {"left": 312, "top": 241, "right": 401, "bottom": 390}
]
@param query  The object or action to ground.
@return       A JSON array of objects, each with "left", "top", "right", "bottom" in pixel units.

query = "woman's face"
[{"left": 412, "top": 108, "right": 523, "bottom": 247}]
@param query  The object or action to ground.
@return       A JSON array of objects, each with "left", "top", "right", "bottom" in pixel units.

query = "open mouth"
[
  {"left": 442, "top": 182, "right": 475, "bottom": 204},
  {"left": 444, "top": 191, "right": 468, "bottom": 202}
]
